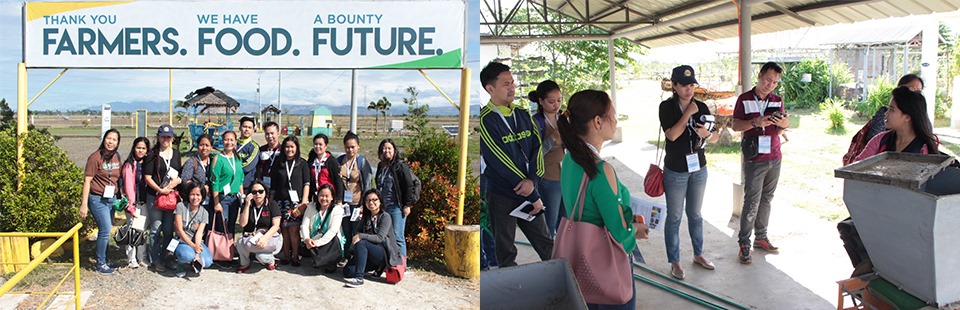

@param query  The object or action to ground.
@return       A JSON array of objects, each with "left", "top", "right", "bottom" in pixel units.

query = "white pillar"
[
  {"left": 952, "top": 79, "right": 960, "bottom": 129},
  {"left": 921, "top": 19, "right": 938, "bottom": 122},
  {"left": 738, "top": 0, "right": 752, "bottom": 94},
  {"left": 608, "top": 38, "right": 623, "bottom": 143},
  {"left": 350, "top": 70, "right": 358, "bottom": 134}
]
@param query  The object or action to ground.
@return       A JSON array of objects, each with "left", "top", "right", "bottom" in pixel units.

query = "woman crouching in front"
[
  {"left": 236, "top": 180, "right": 283, "bottom": 273},
  {"left": 343, "top": 189, "right": 403, "bottom": 288},
  {"left": 172, "top": 182, "right": 214, "bottom": 277}
]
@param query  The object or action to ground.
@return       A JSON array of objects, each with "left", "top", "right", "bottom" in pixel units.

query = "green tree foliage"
[
  {"left": 402, "top": 104, "right": 480, "bottom": 263},
  {"left": 0, "top": 98, "right": 52, "bottom": 137},
  {"left": 0, "top": 99, "right": 91, "bottom": 234},
  {"left": 780, "top": 60, "right": 832, "bottom": 109},
  {"left": 505, "top": 9, "right": 644, "bottom": 99},
  {"left": 403, "top": 86, "right": 432, "bottom": 139}
]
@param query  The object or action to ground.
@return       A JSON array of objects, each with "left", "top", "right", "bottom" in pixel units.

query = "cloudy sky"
[{"left": 0, "top": 0, "right": 483, "bottom": 113}]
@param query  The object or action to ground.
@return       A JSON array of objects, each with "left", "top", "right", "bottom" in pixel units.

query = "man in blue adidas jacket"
[{"left": 479, "top": 62, "right": 553, "bottom": 267}]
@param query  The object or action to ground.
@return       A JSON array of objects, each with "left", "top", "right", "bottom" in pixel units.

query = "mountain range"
[{"left": 39, "top": 98, "right": 482, "bottom": 116}]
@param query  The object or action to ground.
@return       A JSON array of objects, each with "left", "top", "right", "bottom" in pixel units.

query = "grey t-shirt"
[{"left": 174, "top": 202, "right": 209, "bottom": 240}]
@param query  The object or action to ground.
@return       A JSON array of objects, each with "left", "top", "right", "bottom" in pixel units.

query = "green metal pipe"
[{"left": 514, "top": 240, "right": 750, "bottom": 310}]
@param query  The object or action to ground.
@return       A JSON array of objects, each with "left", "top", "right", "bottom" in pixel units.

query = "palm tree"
[
  {"left": 367, "top": 96, "right": 392, "bottom": 135},
  {"left": 367, "top": 100, "right": 379, "bottom": 135}
]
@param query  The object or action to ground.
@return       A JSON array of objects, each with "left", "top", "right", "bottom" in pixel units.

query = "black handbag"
[
  {"left": 114, "top": 224, "right": 148, "bottom": 246},
  {"left": 741, "top": 135, "right": 759, "bottom": 160},
  {"left": 310, "top": 235, "right": 343, "bottom": 268}
]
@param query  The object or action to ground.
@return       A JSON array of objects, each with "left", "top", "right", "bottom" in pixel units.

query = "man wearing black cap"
[
  {"left": 236, "top": 116, "right": 260, "bottom": 193},
  {"left": 731, "top": 62, "right": 790, "bottom": 264}
]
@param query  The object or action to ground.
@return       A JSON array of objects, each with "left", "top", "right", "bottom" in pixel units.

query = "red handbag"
[
  {"left": 644, "top": 130, "right": 665, "bottom": 197},
  {"left": 154, "top": 190, "right": 179, "bottom": 211},
  {"left": 552, "top": 173, "right": 632, "bottom": 305},
  {"left": 385, "top": 256, "right": 406, "bottom": 284}
]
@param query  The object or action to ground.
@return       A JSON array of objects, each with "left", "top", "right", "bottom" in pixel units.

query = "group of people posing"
[
  {"left": 80, "top": 117, "right": 419, "bottom": 288},
  {"left": 479, "top": 60, "right": 940, "bottom": 309}
]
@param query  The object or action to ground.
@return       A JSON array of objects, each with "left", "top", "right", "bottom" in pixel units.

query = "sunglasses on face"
[
  {"left": 251, "top": 189, "right": 265, "bottom": 195},
  {"left": 367, "top": 197, "right": 380, "bottom": 203}
]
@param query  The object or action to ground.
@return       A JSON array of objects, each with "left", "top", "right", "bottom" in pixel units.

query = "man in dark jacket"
[{"left": 478, "top": 62, "right": 553, "bottom": 267}]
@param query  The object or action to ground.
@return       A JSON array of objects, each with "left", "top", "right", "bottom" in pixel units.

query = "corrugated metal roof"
[
  {"left": 820, "top": 24, "right": 923, "bottom": 45},
  {"left": 485, "top": 0, "right": 960, "bottom": 48}
]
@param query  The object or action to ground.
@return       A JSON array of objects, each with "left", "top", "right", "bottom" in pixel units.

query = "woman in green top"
[
  {"left": 557, "top": 90, "right": 649, "bottom": 310},
  {"left": 211, "top": 130, "right": 245, "bottom": 237}
]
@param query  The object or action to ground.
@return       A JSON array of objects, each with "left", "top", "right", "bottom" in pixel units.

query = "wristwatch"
[{"left": 750, "top": 119, "right": 758, "bottom": 128}]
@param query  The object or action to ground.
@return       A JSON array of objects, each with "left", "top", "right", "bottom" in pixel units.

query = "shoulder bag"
[
  {"left": 644, "top": 129, "right": 665, "bottom": 197},
  {"left": 205, "top": 211, "right": 236, "bottom": 261},
  {"left": 552, "top": 173, "right": 632, "bottom": 305}
]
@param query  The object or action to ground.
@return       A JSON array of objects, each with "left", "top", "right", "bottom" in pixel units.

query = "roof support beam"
[
  {"left": 765, "top": 2, "right": 818, "bottom": 26},
  {"left": 480, "top": 34, "right": 612, "bottom": 44}
]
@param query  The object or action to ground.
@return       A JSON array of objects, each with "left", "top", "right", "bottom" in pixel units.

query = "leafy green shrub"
[
  {"left": 820, "top": 97, "right": 847, "bottom": 134},
  {"left": 0, "top": 127, "right": 91, "bottom": 235},
  {"left": 857, "top": 78, "right": 895, "bottom": 118},
  {"left": 936, "top": 89, "right": 951, "bottom": 120},
  {"left": 403, "top": 118, "right": 480, "bottom": 263},
  {"left": 780, "top": 59, "right": 830, "bottom": 109},
  {"left": 405, "top": 137, "right": 481, "bottom": 262}
]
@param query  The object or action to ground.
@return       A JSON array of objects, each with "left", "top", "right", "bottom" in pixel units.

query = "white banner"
[{"left": 23, "top": 1, "right": 465, "bottom": 69}]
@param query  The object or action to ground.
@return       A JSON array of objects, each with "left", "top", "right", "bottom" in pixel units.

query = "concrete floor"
[{"left": 486, "top": 138, "right": 857, "bottom": 309}]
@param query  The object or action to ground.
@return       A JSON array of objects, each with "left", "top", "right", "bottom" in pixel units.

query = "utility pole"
[
  {"left": 278, "top": 70, "right": 282, "bottom": 126},
  {"left": 257, "top": 76, "right": 261, "bottom": 125}
]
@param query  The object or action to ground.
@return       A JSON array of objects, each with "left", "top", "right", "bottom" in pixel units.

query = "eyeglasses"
[
  {"left": 251, "top": 190, "right": 265, "bottom": 195},
  {"left": 366, "top": 197, "right": 380, "bottom": 203}
]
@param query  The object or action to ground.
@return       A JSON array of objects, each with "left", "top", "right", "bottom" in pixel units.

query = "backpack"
[
  {"left": 842, "top": 108, "right": 887, "bottom": 165},
  {"left": 408, "top": 170, "right": 421, "bottom": 204}
]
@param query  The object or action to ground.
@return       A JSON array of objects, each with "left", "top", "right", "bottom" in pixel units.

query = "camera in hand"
[{"left": 696, "top": 115, "right": 717, "bottom": 132}]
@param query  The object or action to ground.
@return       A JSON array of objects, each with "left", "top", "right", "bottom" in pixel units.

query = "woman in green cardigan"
[
  {"left": 211, "top": 130, "right": 245, "bottom": 239},
  {"left": 557, "top": 90, "right": 649, "bottom": 309}
]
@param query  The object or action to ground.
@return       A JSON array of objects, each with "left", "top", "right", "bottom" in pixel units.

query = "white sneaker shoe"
[{"left": 127, "top": 261, "right": 140, "bottom": 269}]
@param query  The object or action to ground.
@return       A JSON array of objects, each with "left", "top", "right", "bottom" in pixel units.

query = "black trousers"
[{"left": 486, "top": 191, "right": 554, "bottom": 267}]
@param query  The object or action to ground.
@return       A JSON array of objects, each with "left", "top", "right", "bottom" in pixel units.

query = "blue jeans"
[
  {"left": 662, "top": 167, "right": 708, "bottom": 263},
  {"left": 480, "top": 227, "right": 497, "bottom": 269},
  {"left": 384, "top": 203, "right": 406, "bottom": 257},
  {"left": 88, "top": 194, "right": 116, "bottom": 267},
  {"left": 212, "top": 194, "right": 240, "bottom": 234},
  {"left": 146, "top": 195, "right": 174, "bottom": 265},
  {"left": 174, "top": 241, "right": 213, "bottom": 267},
  {"left": 587, "top": 254, "right": 637, "bottom": 310},
  {"left": 539, "top": 179, "right": 563, "bottom": 238},
  {"left": 344, "top": 239, "right": 386, "bottom": 279}
]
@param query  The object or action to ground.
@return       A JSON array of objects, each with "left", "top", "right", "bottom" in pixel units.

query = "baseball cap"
[
  {"left": 671, "top": 65, "right": 698, "bottom": 86},
  {"left": 157, "top": 124, "right": 175, "bottom": 137}
]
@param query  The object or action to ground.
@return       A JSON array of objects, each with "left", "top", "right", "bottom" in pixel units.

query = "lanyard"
[
  {"left": 184, "top": 207, "right": 200, "bottom": 228},
  {"left": 586, "top": 143, "right": 600, "bottom": 158},
  {"left": 105, "top": 153, "right": 118, "bottom": 185},
  {"left": 160, "top": 149, "right": 172, "bottom": 172},
  {"left": 195, "top": 155, "right": 207, "bottom": 176},
  {"left": 314, "top": 153, "right": 329, "bottom": 190},
  {"left": 752, "top": 93, "right": 772, "bottom": 135},
  {"left": 221, "top": 153, "right": 238, "bottom": 190},
  {"left": 285, "top": 160, "right": 297, "bottom": 190},
  {"left": 491, "top": 105, "right": 530, "bottom": 168},
  {"left": 268, "top": 146, "right": 280, "bottom": 171},
  {"left": 545, "top": 113, "right": 558, "bottom": 131},
  {"left": 253, "top": 201, "right": 266, "bottom": 226},
  {"left": 343, "top": 156, "right": 357, "bottom": 181}
]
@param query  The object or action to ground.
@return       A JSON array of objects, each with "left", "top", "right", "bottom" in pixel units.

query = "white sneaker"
[{"left": 127, "top": 261, "right": 140, "bottom": 269}]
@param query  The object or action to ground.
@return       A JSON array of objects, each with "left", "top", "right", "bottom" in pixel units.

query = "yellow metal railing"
[{"left": 0, "top": 223, "right": 83, "bottom": 310}]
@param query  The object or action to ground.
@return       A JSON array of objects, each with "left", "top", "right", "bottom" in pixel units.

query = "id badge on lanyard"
[
  {"left": 686, "top": 153, "right": 701, "bottom": 172},
  {"left": 759, "top": 136, "right": 772, "bottom": 154},
  {"left": 286, "top": 161, "right": 300, "bottom": 203},
  {"left": 103, "top": 160, "right": 117, "bottom": 197}
]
